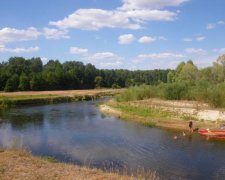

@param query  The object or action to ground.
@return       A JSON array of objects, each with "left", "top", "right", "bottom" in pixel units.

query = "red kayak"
[{"left": 198, "top": 129, "right": 225, "bottom": 137}]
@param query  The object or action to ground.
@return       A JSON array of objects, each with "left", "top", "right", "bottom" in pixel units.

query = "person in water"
[{"left": 189, "top": 120, "right": 193, "bottom": 132}]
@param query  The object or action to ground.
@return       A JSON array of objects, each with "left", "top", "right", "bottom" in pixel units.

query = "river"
[{"left": 0, "top": 100, "right": 225, "bottom": 179}]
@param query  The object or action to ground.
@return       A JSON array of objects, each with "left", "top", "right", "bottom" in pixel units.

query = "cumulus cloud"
[
  {"left": 69, "top": 46, "right": 123, "bottom": 68},
  {"left": 185, "top": 48, "right": 207, "bottom": 55},
  {"left": 137, "top": 52, "right": 185, "bottom": 59},
  {"left": 69, "top": 47, "right": 88, "bottom": 55},
  {"left": 138, "top": 36, "right": 156, "bottom": 44},
  {"left": 196, "top": 36, "right": 205, "bottom": 41},
  {"left": 0, "top": 45, "right": 40, "bottom": 53},
  {"left": 118, "top": 34, "right": 135, "bottom": 44},
  {"left": 213, "top": 48, "right": 225, "bottom": 54},
  {"left": 49, "top": 9, "right": 141, "bottom": 30},
  {"left": 207, "top": 21, "right": 224, "bottom": 30},
  {"left": 0, "top": 27, "right": 40, "bottom": 44},
  {"left": 158, "top": 36, "right": 168, "bottom": 41},
  {"left": 120, "top": 0, "right": 189, "bottom": 10},
  {"left": 0, "top": 27, "right": 70, "bottom": 45},
  {"left": 43, "top": 28, "right": 70, "bottom": 39},
  {"left": 206, "top": 24, "right": 216, "bottom": 30},
  {"left": 217, "top": 20, "right": 225, "bottom": 25},
  {"left": 184, "top": 36, "right": 205, "bottom": 42},
  {"left": 84, "top": 52, "right": 123, "bottom": 68},
  {"left": 49, "top": 0, "right": 188, "bottom": 30}
]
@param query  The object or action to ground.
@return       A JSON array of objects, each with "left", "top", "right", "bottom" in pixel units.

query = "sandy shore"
[
  {"left": 131, "top": 98, "right": 225, "bottom": 121},
  {"left": 100, "top": 99, "right": 225, "bottom": 131}
]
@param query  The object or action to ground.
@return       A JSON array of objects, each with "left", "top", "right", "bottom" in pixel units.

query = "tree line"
[
  {"left": 0, "top": 57, "right": 170, "bottom": 92},
  {"left": 117, "top": 54, "right": 225, "bottom": 107}
]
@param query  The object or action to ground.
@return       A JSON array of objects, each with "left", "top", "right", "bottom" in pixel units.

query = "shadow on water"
[
  {"left": 0, "top": 110, "right": 44, "bottom": 130},
  {"left": 0, "top": 100, "right": 225, "bottom": 179}
]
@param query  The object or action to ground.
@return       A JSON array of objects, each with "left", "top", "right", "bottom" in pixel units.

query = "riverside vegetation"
[
  {"left": 0, "top": 89, "right": 123, "bottom": 109},
  {"left": 101, "top": 54, "right": 225, "bottom": 130}
]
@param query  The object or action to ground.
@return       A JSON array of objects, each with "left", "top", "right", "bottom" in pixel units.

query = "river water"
[{"left": 0, "top": 100, "right": 225, "bottom": 179}]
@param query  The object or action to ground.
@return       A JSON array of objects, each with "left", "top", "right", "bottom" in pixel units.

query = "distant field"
[
  {"left": 0, "top": 89, "right": 123, "bottom": 97},
  {"left": 0, "top": 89, "right": 124, "bottom": 108}
]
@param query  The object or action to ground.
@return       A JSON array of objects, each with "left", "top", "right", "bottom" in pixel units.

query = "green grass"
[
  {"left": 40, "top": 156, "right": 59, "bottom": 163},
  {"left": 116, "top": 82, "right": 225, "bottom": 108},
  {"left": 116, "top": 104, "right": 174, "bottom": 119},
  {"left": 107, "top": 102, "right": 178, "bottom": 127}
]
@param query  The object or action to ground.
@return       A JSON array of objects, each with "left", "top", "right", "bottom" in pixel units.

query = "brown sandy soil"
[
  {"left": 131, "top": 98, "right": 225, "bottom": 121},
  {"left": 0, "top": 150, "right": 138, "bottom": 180},
  {"left": 0, "top": 89, "right": 123, "bottom": 98},
  {"left": 100, "top": 99, "right": 222, "bottom": 131}
]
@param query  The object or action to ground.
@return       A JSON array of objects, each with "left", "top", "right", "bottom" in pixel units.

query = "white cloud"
[
  {"left": 124, "top": 9, "right": 177, "bottom": 22},
  {"left": 49, "top": 0, "right": 188, "bottom": 30},
  {"left": 42, "top": 28, "right": 70, "bottom": 39},
  {"left": 0, "top": 45, "right": 40, "bottom": 53},
  {"left": 196, "top": 36, "right": 205, "bottom": 41},
  {"left": 69, "top": 47, "right": 88, "bottom": 55},
  {"left": 118, "top": 34, "right": 135, "bottom": 44},
  {"left": 120, "top": 0, "right": 189, "bottom": 10},
  {"left": 69, "top": 46, "right": 123, "bottom": 68},
  {"left": 138, "top": 36, "right": 156, "bottom": 44},
  {"left": 213, "top": 48, "right": 225, "bottom": 54},
  {"left": 183, "top": 38, "right": 192, "bottom": 42},
  {"left": 206, "top": 23, "right": 216, "bottom": 30},
  {"left": 158, "top": 36, "right": 168, "bottom": 41},
  {"left": 206, "top": 21, "right": 224, "bottom": 30},
  {"left": 85, "top": 52, "right": 122, "bottom": 61},
  {"left": 49, "top": 9, "right": 141, "bottom": 30},
  {"left": 185, "top": 48, "right": 207, "bottom": 55},
  {"left": 84, "top": 52, "right": 123, "bottom": 68},
  {"left": 41, "top": 57, "right": 48, "bottom": 64},
  {"left": 137, "top": 52, "right": 185, "bottom": 59},
  {"left": 0, "top": 27, "right": 40, "bottom": 44},
  {"left": 217, "top": 20, "right": 225, "bottom": 25}
]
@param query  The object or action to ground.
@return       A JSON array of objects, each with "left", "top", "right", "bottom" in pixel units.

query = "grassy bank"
[
  {"left": 0, "top": 89, "right": 123, "bottom": 108},
  {"left": 116, "top": 83, "right": 225, "bottom": 108},
  {"left": 100, "top": 99, "right": 221, "bottom": 131},
  {"left": 0, "top": 149, "right": 158, "bottom": 180}
]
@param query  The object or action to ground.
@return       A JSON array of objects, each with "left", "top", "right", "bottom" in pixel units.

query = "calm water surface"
[{"left": 0, "top": 100, "right": 225, "bottom": 179}]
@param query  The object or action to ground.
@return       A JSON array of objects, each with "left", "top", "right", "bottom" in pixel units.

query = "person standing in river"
[{"left": 189, "top": 120, "right": 193, "bottom": 132}]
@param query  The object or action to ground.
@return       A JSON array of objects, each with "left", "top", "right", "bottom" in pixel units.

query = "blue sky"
[{"left": 0, "top": 0, "right": 225, "bottom": 69}]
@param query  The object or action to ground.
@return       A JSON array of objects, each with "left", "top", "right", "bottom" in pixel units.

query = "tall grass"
[{"left": 116, "top": 82, "right": 225, "bottom": 108}]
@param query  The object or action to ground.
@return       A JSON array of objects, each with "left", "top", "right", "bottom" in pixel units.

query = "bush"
[
  {"left": 207, "top": 83, "right": 225, "bottom": 107},
  {"left": 112, "top": 83, "right": 121, "bottom": 89},
  {"left": 116, "top": 85, "right": 157, "bottom": 102},
  {"left": 164, "top": 82, "right": 188, "bottom": 100}
]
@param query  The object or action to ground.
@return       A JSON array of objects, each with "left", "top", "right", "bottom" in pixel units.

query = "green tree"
[
  {"left": 94, "top": 76, "right": 103, "bottom": 88},
  {"left": 4, "top": 74, "right": 19, "bottom": 92},
  {"left": 18, "top": 73, "right": 30, "bottom": 91}
]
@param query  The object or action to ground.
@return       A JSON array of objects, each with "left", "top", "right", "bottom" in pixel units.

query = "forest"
[
  {"left": 0, "top": 57, "right": 169, "bottom": 91},
  {"left": 117, "top": 54, "right": 225, "bottom": 108}
]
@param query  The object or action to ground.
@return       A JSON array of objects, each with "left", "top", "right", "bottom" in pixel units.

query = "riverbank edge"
[
  {"left": 0, "top": 89, "right": 122, "bottom": 109},
  {"left": 0, "top": 149, "right": 139, "bottom": 180},
  {"left": 99, "top": 100, "right": 220, "bottom": 131}
]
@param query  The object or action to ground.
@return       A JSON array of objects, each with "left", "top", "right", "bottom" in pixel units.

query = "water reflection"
[{"left": 0, "top": 101, "right": 225, "bottom": 179}]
